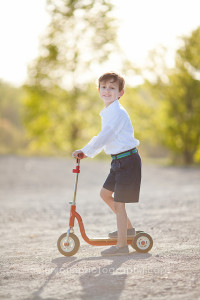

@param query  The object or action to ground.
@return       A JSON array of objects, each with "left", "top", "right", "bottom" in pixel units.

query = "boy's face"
[{"left": 99, "top": 79, "right": 124, "bottom": 107}]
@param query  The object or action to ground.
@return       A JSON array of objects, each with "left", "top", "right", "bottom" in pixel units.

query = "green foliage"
[
  {"left": 0, "top": 80, "right": 27, "bottom": 153},
  {"left": 3, "top": 0, "right": 199, "bottom": 165},
  {"left": 145, "top": 27, "right": 200, "bottom": 164},
  {"left": 23, "top": 0, "right": 118, "bottom": 155},
  {"left": 22, "top": 84, "right": 103, "bottom": 155},
  {"left": 27, "top": 0, "right": 118, "bottom": 89},
  {"left": 0, "top": 80, "right": 22, "bottom": 127},
  {"left": 124, "top": 84, "right": 156, "bottom": 140},
  {"left": 160, "top": 71, "right": 200, "bottom": 164}
]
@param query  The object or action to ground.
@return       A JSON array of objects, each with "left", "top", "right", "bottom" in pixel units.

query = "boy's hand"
[{"left": 72, "top": 150, "right": 87, "bottom": 159}]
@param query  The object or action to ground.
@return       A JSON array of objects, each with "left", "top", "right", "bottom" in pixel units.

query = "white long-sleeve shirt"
[{"left": 81, "top": 99, "right": 139, "bottom": 158}]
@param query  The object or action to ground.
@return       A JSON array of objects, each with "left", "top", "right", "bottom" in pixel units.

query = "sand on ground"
[{"left": 0, "top": 156, "right": 200, "bottom": 300}]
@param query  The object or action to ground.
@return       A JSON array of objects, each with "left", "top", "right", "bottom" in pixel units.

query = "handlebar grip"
[{"left": 77, "top": 152, "right": 84, "bottom": 159}]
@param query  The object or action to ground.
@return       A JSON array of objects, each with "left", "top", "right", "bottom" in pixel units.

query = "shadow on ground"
[{"left": 25, "top": 253, "right": 151, "bottom": 300}]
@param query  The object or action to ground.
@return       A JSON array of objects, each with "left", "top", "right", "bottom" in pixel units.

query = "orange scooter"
[{"left": 57, "top": 156, "right": 153, "bottom": 256}]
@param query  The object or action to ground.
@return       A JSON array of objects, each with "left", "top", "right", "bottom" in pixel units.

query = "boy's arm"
[{"left": 81, "top": 113, "right": 126, "bottom": 158}]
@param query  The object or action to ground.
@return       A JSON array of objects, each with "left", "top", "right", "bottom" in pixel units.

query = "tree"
[
  {"left": 144, "top": 27, "right": 200, "bottom": 164},
  {"left": 23, "top": 0, "right": 119, "bottom": 154},
  {"left": 163, "top": 27, "right": 200, "bottom": 164},
  {"left": 28, "top": 0, "right": 118, "bottom": 89}
]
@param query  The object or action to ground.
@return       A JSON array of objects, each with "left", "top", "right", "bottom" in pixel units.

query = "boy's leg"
[
  {"left": 100, "top": 187, "right": 133, "bottom": 229},
  {"left": 114, "top": 201, "right": 128, "bottom": 247}
]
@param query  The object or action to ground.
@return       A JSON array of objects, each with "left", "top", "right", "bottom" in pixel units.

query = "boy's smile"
[{"left": 99, "top": 80, "right": 124, "bottom": 107}]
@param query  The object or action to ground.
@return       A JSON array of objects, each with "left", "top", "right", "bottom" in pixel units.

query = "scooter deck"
[
  {"left": 89, "top": 236, "right": 134, "bottom": 242},
  {"left": 89, "top": 231, "right": 143, "bottom": 242}
]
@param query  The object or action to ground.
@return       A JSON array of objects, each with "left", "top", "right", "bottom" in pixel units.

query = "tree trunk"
[{"left": 183, "top": 150, "right": 194, "bottom": 165}]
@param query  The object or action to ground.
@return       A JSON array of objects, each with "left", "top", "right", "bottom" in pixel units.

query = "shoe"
[
  {"left": 108, "top": 228, "right": 136, "bottom": 238},
  {"left": 101, "top": 245, "right": 129, "bottom": 256}
]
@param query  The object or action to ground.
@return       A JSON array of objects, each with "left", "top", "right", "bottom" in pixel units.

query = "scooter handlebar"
[{"left": 72, "top": 153, "right": 83, "bottom": 173}]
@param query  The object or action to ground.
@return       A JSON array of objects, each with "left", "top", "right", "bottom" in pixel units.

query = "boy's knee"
[
  {"left": 100, "top": 188, "right": 107, "bottom": 200},
  {"left": 100, "top": 188, "right": 111, "bottom": 201}
]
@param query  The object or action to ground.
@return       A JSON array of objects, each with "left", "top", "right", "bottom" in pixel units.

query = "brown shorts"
[{"left": 103, "top": 151, "right": 142, "bottom": 203}]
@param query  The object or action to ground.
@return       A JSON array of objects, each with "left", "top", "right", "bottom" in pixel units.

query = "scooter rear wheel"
[
  {"left": 131, "top": 232, "right": 153, "bottom": 253},
  {"left": 57, "top": 233, "right": 80, "bottom": 256}
]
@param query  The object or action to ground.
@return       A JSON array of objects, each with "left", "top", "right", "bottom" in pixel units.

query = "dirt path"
[{"left": 0, "top": 156, "right": 200, "bottom": 300}]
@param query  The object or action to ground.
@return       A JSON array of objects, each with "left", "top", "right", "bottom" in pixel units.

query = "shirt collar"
[{"left": 99, "top": 99, "right": 119, "bottom": 117}]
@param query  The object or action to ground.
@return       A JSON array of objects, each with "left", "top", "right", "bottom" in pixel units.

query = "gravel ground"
[{"left": 0, "top": 155, "right": 200, "bottom": 300}]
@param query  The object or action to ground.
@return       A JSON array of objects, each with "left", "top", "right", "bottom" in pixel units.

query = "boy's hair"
[{"left": 98, "top": 72, "right": 125, "bottom": 92}]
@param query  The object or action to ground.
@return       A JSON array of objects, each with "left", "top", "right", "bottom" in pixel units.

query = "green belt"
[{"left": 111, "top": 148, "right": 138, "bottom": 160}]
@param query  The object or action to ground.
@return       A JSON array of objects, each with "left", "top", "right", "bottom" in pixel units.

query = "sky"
[{"left": 0, "top": 0, "right": 200, "bottom": 87}]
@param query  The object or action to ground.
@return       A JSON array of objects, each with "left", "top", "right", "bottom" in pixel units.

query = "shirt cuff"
[
  {"left": 81, "top": 141, "right": 103, "bottom": 158},
  {"left": 81, "top": 146, "right": 96, "bottom": 158}
]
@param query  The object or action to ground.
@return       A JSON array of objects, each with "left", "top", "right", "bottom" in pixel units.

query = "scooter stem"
[{"left": 72, "top": 158, "right": 80, "bottom": 205}]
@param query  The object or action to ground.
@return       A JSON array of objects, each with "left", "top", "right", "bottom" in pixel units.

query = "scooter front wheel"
[
  {"left": 132, "top": 232, "right": 153, "bottom": 253},
  {"left": 57, "top": 233, "right": 80, "bottom": 256}
]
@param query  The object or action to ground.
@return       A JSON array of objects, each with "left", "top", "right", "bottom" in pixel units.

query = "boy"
[{"left": 72, "top": 72, "right": 141, "bottom": 256}]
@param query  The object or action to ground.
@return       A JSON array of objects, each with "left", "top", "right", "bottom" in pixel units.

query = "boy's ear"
[{"left": 120, "top": 89, "right": 124, "bottom": 97}]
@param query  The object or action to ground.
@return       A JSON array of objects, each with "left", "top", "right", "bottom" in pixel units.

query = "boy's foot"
[
  {"left": 101, "top": 245, "right": 129, "bottom": 256},
  {"left": 108, "top": 228, "right": 136, "bottom": 238}
]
